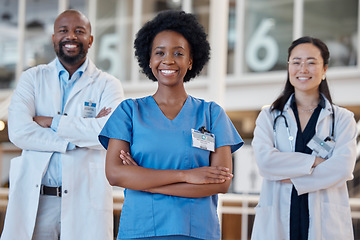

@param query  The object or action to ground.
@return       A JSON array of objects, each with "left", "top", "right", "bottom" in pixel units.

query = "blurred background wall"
[{"left": 0, "top": 0, "right": 359, "bottom": 239}]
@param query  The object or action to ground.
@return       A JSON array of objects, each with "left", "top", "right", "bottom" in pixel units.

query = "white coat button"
[
  {"left": 36, "top": 184, "right": 39, "bottom": 188},
  {"left": 64, "top": 190, "right": 68, "bottom": 194}
]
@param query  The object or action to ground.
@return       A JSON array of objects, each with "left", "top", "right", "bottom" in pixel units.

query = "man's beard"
[{"left": 56, "top": 41, "right": 87, "bottom": 65}]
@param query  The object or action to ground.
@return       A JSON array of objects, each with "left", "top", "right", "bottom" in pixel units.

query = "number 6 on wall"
[{"left": 246, "top": 18, "right": 279, "bottom": 72}]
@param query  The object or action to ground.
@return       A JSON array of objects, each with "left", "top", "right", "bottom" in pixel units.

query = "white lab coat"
[
  {"left": 1, "top": 59, "right": 124, "bottom": 240},
  {"left": 251, "top": 95, "right": 357, "bottom": 240}
]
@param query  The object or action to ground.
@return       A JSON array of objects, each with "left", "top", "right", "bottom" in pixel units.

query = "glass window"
[
  {"left": 192, "top": 0, "right": 210, "bottom": 77},
  {"left": 0, "top": 0, "right": 18, "bottom": 89},
  {"left": 243, "top": 0, "right": 293, "bottom": 73},
  {"left": 228, "top": 0, "right": 236, "bottom": 74},
  {"left": 70, "top": 0, "right": 87, "bottom": 14},
  {"left": 143, "top": 0, "right": 182, "bottom": 21},
  {"left": 303, "top": 0, "right": 358, "bottom": 67},
  {"left": 94, "top": 0, "right": 134, "bottom": 82},
  {"left": 192, "top": 0, "right": 210, "bottom": 33},
  {"left": 24, "top": 0, "right": 58, "bottom": 71}
]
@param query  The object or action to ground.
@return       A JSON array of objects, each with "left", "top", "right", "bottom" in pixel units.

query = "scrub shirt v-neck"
[{"left": 99, "top": 95, "right": 243, "bottom": 240}]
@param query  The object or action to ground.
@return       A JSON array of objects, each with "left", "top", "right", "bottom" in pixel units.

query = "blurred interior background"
[{"left": 0, "top": 0, "right": 360, "bottom": 239}]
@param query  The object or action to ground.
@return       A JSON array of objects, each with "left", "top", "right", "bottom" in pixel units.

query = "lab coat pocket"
[
  {"left": 321, "top": 202, "right": 353, "bottom": 240},
  {"left": 252, "top": 205, "right": 277, "bottom": 240},
  {"left": 88, "top": 162, "right": 113, "bottom": 212}
]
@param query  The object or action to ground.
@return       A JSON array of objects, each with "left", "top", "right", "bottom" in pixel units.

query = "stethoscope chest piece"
[{"left": 273, "top": 105, "right": 335, "bottom": 153}]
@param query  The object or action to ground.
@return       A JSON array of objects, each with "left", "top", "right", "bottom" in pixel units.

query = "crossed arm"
[
  {"left": 33, "top": 107, "right": 112, "bottom": 128},
  {"left": 105, "top": 138, "right": 234, "bottom": 198},
  {"left": 281, "top": 157, "right": 325, "bottom": 183},
  {"left": 31, "top": 107, "right": 112, "bottom": 151},
  {"left": 253, "top": 108, "right": 356, "bottom": 192}
]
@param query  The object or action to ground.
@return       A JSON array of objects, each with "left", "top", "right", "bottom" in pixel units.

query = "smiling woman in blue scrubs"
[{"left": 99, "top": 10, "right": 243, "bottom": 240}]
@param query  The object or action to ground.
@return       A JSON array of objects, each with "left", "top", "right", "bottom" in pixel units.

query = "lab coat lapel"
[
  {"left": 47, "top": 60, "right": 62, "bottom": 113},
  {"left": 317, "top": 97, "right": 333, "bottom": 123},
  {"left": 315, "top": 98, "right": 333, "bottom": 138},
  {"left": 64, "top": 60, "right": 95, "bottom": 107},
  {"left": 283, "top": 96, "right": 297, "bottom": 129}
]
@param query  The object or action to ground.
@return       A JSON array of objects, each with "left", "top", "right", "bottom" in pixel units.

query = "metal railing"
[
  {"left": 1, "top": 189, "right": 359, "bottom": 240},
  {"left": 217, "top": 193, "right": 360, "bottom": 240}
]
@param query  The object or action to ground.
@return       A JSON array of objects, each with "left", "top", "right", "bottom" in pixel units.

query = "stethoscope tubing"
[{"left": 273, "top": 105, "right": 335, "bottom": 151}]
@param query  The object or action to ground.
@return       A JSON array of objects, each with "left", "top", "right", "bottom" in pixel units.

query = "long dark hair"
[{"left": 271, "top": 36, "right": 332, "bottom": 111}]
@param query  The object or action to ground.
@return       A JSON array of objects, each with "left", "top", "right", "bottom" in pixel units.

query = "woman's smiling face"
[
  {"left": 288, "top": 43, "right": 328, "bottom": 95},
  {"left": 149, "top": 30, "right": 193, "bottom": 87}
]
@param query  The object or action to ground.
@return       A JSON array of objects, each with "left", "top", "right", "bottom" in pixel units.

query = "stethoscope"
[{"left": 273, "top": 104, "right": 335, "bottom": 152}]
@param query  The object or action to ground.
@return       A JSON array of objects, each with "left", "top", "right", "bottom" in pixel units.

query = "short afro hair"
[{"left": 134, "top": 10, "right": 210, "bottom": 82}]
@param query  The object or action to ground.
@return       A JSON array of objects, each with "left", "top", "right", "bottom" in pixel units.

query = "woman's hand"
[
  {"left": 183, "top": 166, "right": 233, "bottom": 184},
  {"left": 280, "top": 157, "right": 326, "bottom": 184},
  {"left": 120, "top": 150, "right": 138, "bottom": 166},
  {"left": 312, "top": 157, "right": 326, "bottom": 167},
  {"left": 119, "top": 150, "right": 232, "bottom": 184}
]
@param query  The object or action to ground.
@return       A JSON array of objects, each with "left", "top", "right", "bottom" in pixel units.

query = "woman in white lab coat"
[
  {"left": 2, "top": 58, "right": 124, "bottom": 240},
  {"left": 251, "top": 36, "right": 357, "bottom": 240}
]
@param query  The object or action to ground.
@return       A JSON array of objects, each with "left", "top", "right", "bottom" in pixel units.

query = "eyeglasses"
[{"left": 288, "top": 59, "right": 323, "bottom": 69}]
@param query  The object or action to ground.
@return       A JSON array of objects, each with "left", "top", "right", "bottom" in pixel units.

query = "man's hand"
[
  {"left": 96, "top": 107, "right": 112, "bottom": 118},
  {"left": 281, "top": 179, "right": 293, "bottom": 184},
  {"left": 33, "top": 116, "right": 53, "bottom": 128}
]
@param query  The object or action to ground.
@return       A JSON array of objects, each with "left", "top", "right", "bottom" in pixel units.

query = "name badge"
[
  {"left": 307, "top": 135, "right": 335, "bottom": 159},
  {"left": 191, "top": 128, "right": 215, "bottom": 152},
  {"left": 83, "top": 100, "right": 96, "bottom": 118}
]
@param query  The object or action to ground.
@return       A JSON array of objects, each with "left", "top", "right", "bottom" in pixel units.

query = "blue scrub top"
[{"left": 99, "top": 95, "right": 243, "bottom": 240}]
